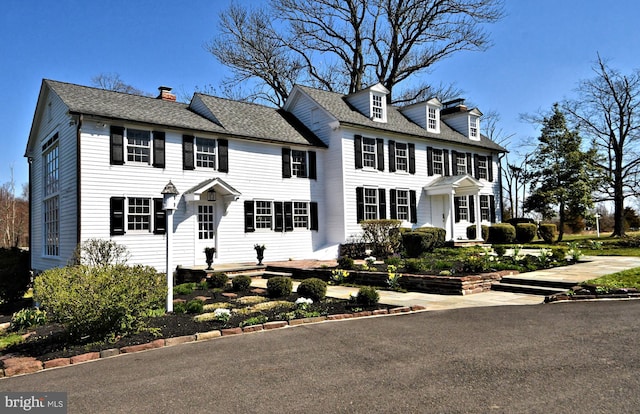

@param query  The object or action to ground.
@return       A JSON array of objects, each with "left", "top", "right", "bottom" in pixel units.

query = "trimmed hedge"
[
  {"left": 0, "top": 248, "right": 30, "bottom": 303},
  {"left": 515, "top": 223, "right": 537, "bottom": 243},
  {"left": 538, "top": 223, "right": 557, "bottom": 243},
  {"left": 296, "top": 278, "right": 327, "bottom": 301},
  {"left": 402, "top": 227, "right": 446, "bottom": 258},
  {"left": 231, "top": 274, "right": 252, "bottom": 292},
  {"left": 488, "top": 224, "right": 516, "bottom": 243},
  {"left": 267, "top": 276, "right": 293, "bottom": 298},
  {"left": 466, "top": 225, "right": 489, "bottom": 241},
  {"left": 208, "top": 272, "right": 229, "bottom": 289},
  {"left": 355, "top": 286, "right": 380, "bottom": 306}
]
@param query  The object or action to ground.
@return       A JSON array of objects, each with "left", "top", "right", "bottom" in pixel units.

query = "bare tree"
[
  {"left": 563, "top": 56, "right": 640, "bottom": 237},
  {"left": 208, "top": 0, "right": 504, "bottom": 106},
  {"left": 91, "top": 73, "right": 152, "bottom": 97},
  {"left": 0, "top": 168, "right": 28, "bottom": 248}
]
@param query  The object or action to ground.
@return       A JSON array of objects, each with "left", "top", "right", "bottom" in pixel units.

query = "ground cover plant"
[{"left": 581, "top": 267, "right": 640, "bottom": 291}]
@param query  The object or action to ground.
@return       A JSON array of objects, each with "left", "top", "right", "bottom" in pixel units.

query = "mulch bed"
[{"left": 1, "top": 287, "right": 389, "bottom": 362}]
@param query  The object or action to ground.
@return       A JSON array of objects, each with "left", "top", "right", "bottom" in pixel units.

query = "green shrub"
[
  {"left": 355, "top": 286, "right": 379, "bottom": 306},
  {"left": 208, "top": 272, "right": 229, "bottom": 289},
  {"left": 267, "top": 276, "right": 293, "bottom": 298},
  {"left": 239, "top": 315, "right": 268, "bottom": 327},
  {"left": 173, "top": 301, "right": 187, "bottom": 314},
  {"left": 0, "top": 248, "right": 31, "bottom": 303},
  {"left": 551, "top": 246, "right": 568, "bottom": 261},
  {"left": 488, "top": 224, "right": 516, "bottom": 243},
  {"left": 10, "top": 308, "right": 47, "bottom": 331},
  {"left": 174, "top": 282, "right": 196, "bottom": 296},
  {"left": 538, "top": 223, "right": 557, "bottom": 243},
  {"left": 466, "top": 225, "right": 489, "bottom": 241},
  {"left": 402, "top": 228, "right": 445, "bottom": 258},
  {"left": 404, "top": 258, "right": 426, "bottom": 273},
  {"left": 384, "top": 256, "right": 402, "bottom": 267},
  {"left": 232, "top": 275, "right": 252, "bottom": 291},
  {"left": 296, "top": 278, "right": 327, "bottom": 301},
  {"left": 185, "top": 299, "right": 204, "bottom": 314},
  {"left": 360, "top": 219, "right": 402, "bottom": 257},
  {"left": 34, "top": 265, "right": 166, "bottom": 342},
  {"left": 493, "top": 245, "right": 507, "bottom": 257},
  {"left": 337, "top": 256, "right": 355, "bottom": 270},
  {"left": 515, "top": 223, "right": 537, "bottom": 243}
]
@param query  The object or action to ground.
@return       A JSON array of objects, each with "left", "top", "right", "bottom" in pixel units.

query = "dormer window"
[
  {"left": 469, "top": 116, "right": 479, "bottom": 139},
  {"left": 371, "top": 93, "right": 387, "bottom": 122}
]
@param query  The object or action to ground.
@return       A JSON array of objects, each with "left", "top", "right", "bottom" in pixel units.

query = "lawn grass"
[
  {"left": 519, "top": 231, "right": 640, "bottom": 257},
  {"left": 584, "top": 267, "right": 640, "bottom": 290}
]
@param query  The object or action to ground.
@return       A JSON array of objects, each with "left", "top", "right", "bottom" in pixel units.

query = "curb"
[{"left": 0, "top": 304, "right": 427, "bottom": 379}]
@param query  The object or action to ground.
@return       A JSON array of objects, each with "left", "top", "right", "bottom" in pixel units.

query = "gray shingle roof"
[
  {"left": 194, "top": 94, "right": 326, "bottom": 147},
  {"left": 295, "top": 85, "right": 506, "bottom": 152}
]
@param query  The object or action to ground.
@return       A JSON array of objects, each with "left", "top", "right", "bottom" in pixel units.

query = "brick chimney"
[{"left": 157, "top": 86, "right": 176, "bottom": 102}]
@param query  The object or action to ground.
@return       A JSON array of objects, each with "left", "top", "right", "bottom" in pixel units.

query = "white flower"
[
  {"left": 295, "top": 297, "right": 313, "bottom": 306},
  {"left": 213, "top": 308, "right": 231, "bottom": 317}
]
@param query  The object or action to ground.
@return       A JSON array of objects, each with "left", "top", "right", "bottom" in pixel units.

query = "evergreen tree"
[{"left": 524, "top": 104, "right": 599, "bottom": 241}]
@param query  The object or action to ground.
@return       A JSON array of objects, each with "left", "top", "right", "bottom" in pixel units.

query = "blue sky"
[{"left": 2, "top": 0, "right": 640, "bottom": 191}]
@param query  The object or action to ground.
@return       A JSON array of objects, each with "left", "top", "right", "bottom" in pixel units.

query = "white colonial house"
[{"left": 25, "top": 79, "right": 505, "bottom": 274}]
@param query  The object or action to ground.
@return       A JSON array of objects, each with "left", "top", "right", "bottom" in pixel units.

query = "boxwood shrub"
[
  {"left": 267, "top": 276, "right": 293, "bottom": 298},
  {"left": 34, "top": 265, "right": 166, "bottom": 342},
  {"left": 515, "top": 223, "right": 537, "bottom": 243},
  {"left": 538, "top": 223, "right": 557, "bottom": 243},
  {"left": 488, "top": 224, "right": 516, "bottom": 243},
  {"left": 231, "top": 274, "right": 252, "bottom": 292},
  {"left": 355, "top": 286, "right": 379, "bottom": 306},
  {"left": 208, "top": 272, "right": 229, "bottom": 289},
  {"left": 296, "top": 278, "right": 327, "bottom": 301},
  {"left": 402, "top": 227, "right": 446, "bottom": 258},
  {"left": 466, "top": 225, "right": 489, "bottom": 241}
]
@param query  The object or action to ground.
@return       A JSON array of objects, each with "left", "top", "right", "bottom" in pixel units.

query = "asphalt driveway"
[{"left": 2, "top": 301, "right": 639, "bottom": 413}]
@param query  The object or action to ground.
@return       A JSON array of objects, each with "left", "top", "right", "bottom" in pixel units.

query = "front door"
[{"left": 197, "top": 203, "right": 216, "bottom": 264}]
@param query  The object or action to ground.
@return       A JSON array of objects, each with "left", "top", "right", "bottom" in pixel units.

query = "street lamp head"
[{"left": 162, "top": 181, "right": 179, "bottom": 210}]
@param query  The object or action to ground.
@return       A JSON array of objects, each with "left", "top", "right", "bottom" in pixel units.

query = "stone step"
[
  {"left": 499, "top": 277, "right": 576, "bottom": 290},
  {"left": 492, "top": 282, "right": 568, "bottom": 296}
]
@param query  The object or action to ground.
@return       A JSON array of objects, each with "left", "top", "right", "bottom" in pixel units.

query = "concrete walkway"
[{"left": 251, "top": 255, "right": 640, "bottom": 311}]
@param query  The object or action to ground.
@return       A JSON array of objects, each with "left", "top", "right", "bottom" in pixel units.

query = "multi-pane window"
[
  {"left": 432, "top": 149, "right": 443, "bottom": 175},
  {"left": 456, "top": 153, "right": 467, "bottom": 175},
  {"left": 480, "top": 195, "right": 490, "bottom": 221},
  {"left": 395, "top": 143, "right": 408, "bottom": 171},
  {"left": 456, "top": 196, "right": 469, "bottom": 221},
  {"left": 293, "top": 202, "right": 308, "bottom": 228},
  {"left": 44, "top": 197, "right": 59, "bottom": 256},
  {"left": 396, "top": 190, "right": 409, "bottom": 221},
  {"left": 198, "top": 205, "right": 215, "bottom": 239},
  {"left": 255, "top": 201, "right": 272, "bottom": 229},
  {"left": 127, "top": 197, "right": 150, "bottom": 231},
  {"left": 364, "top": 188, "right": 378, "bottom": 220},
  {"left": 362, "top": 137, "right": 377, "bottom": 168},
  {"left": 477, "top": 157, "right": 488, "bottom": 180},
  {"left": 291, "top": 150, "right": 307, "bottom": 177},
  {"left": 44, "top": 143, "right": 58, "bottom": 196},
  {"left": 196, "top": 138, "right": 216, "bottom": 169},
  {"left": 127, "top": 129, "right": 151, "bottom": 163},
  {"left": 372, "top": 94, "right": 384, "bottom": 120},
  {"left": 428, "top": 107, "right": 438, "bottom": 130},
  {"left": 470, "top": 116, "right": 479, "bottom": 138}
]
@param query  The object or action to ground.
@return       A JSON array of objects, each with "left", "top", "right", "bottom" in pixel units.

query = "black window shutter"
[
  {"left": 389, "top": 189, "right": 397, "bottom": 220},
  {"left": 218, "top": 139, "right": 229, "bottom": 173},
  {"left": 487, "top": 156, "right": 493, "bottom": 182},
  {"left": 274, "top": 202, "right": 284, "bottom": 232},
  {"left": 244, "top": 201, "right": 255, "bottom": 232},
  {"left": 356, "top": 187, "right": 364, "bottom": 223},
  {"left": 443, "top": 149, "right": 450, "bottom": 176},
  {"left": 427, "top": 147, "right": 434, "bottom": 176},
  {"left": 378, "top": 188, "right": 386, "bottom": 219},
  {"left": 308, "top": 151, "right": 317, "bottom": 179},
  {"left": 153, "top": 198, "right": 166, "bottom": 234},
  {"left": 454, "top": 197, "right": 461, "bottom": 223},
  {"left": 388, "top": 141, "right": 396, "bottom": 172},
  {"left": 183, "top": 135, "right": 195, "bottom": 170},
  {"left": 354, "top": 135, "right": 363, "bottom": 169},
  {"left": 469, "top": 196, "right": 476, "bottom": 223},
  {"left": 284, "top": 202, "right": 294, "bottom": 231},
  {"left": 110, "top": 197, "right": 126, "bottom": 235},
  {"left": 466, "top": 153, "right": 473, "bottom": 175},
  {"left": 408, "top": 143, "right": 416, "bottom": 174},
  {"left": 410, "top": 190, "right": 417, "bottom": 223},
  {"left": 152, "top": 131, "right": 165, "bottom": 168},
  {"left": 490, "top": 195, "right": 496, "bottom": 223},
  {"left": 451, "top": 150, "right": 458, "bottom": 175},
  {"left": 473, "top": 154, "right": 480, "bottom": 179},
  {"left": 310, "top": 202, "right": 319, "bottom": 231},
  {"left": 110, "top": 126, "right": 125, "bottom": 165},
  {"left": 282, "top": 148, "right": 291, "bottom": 178},
  {"left": 376, "top": 138, "right": 385, "bottom": 171}
]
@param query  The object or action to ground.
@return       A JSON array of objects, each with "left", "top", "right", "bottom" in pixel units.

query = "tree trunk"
[
  {"left": 612, "top": 174, "right": 626, "bottom": 237},
  {"left": 557, "top": 199, "right": 565, "bottom": 242}
]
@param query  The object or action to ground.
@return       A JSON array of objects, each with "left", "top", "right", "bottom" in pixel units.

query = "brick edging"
[{"left": 0, "top": 304, "right": 427, "bottom": 378}]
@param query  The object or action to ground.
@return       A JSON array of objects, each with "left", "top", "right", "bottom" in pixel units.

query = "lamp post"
[
  {"left": 594, "top": 213, "right": 601, "bottom": 238},
  {"left": 162, "top": 181, "right": 179, "bottom": 312}
]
